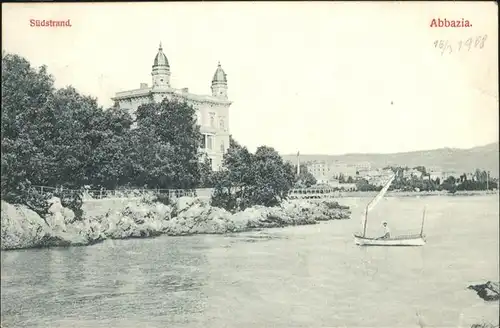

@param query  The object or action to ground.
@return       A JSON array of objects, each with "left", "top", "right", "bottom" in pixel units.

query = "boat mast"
[
  {"left": 362, "top": 206, "right": 369, "bottom": 237},
  {"left": 420, "top": 206, "right": 426, "bottom": 237}
]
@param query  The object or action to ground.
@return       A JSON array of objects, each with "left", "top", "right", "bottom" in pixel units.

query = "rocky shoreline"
[
  {"left": 468, "top": 281, "right": 500, "bottom": 302},
  {"left": 0, "top": 196, "right": 351, "bottom": 251}
]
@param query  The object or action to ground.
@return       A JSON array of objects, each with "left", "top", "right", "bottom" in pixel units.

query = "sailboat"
[{"left": 353, "top": 173, "right": 427, "bottom": 246}]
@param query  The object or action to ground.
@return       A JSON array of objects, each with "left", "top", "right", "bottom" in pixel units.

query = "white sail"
[
  {"left": 367, "top": 174, "right": 396, "bottom": 213},
  {"left": 360, "top": 174, "right": 396, "bottom": 229}
]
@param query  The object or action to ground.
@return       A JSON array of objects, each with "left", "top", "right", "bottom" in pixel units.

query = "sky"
[{"left": 2, "top": 2, "right": 498, "bottom": 155}]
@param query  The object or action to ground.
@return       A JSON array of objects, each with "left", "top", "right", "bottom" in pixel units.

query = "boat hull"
[{"left": 354, "top": 234, "right": 426, "bottom": 246}]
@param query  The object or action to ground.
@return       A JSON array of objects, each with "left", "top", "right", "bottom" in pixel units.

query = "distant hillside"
[{"left": 282, "top": 142, "right": 499, "bottom": 177}]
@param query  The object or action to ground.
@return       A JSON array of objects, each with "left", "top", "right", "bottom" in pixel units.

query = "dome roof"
[
  {"left": 153, "top": 42, "right": 169, "bottom": 67},
  {"left": 212, "top": 61, "right": 227, "bottom": 83}
]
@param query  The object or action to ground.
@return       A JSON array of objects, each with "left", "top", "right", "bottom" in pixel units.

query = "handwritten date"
[{"left": 433, "top": 35, "right": 487, "bottom": 55}]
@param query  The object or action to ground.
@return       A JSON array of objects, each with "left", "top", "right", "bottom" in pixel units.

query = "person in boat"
[{"left": 377, "top": 221, "right": 391, "bottom": 239}]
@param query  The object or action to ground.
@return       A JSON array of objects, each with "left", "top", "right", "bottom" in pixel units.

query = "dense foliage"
[
  {"left": 1, "top": 53, "right": 213, "bottom": 213},
  {"left": 211, "top": 137, "right": 296, "bottom": 212},
  {"left": 355, "top": 179, "right": 383, "bottom": 192},
  {"left": 296, "top": 164, "right": 317, "bottom": 188},
  {"left": 338, "top": 174, "right": 355, "bottom": 184}
]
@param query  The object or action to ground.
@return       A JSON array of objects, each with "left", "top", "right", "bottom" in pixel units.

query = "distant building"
[
  {"left": 368, "top": 176, "right": 389, "bottom": 186},
  {"left": 355, "top": 162, "right": 372, "bottom": 171},
  {"left": 306, "top": 161, "right": 370, "bottom": 181},
  {"left": 382, "top": 168, "right": 393, "bottom": 175},
  {"left": 443, "top": 171, "right": 461, "bottom": 180},
  {"left": 403, "top": 169, "right": 423, "bottom": 179},
  {"left": 111, "top": 43, "right": 232, "bottom": 171},
  {"left": 355, "top": 168, "right": 393, "bottom": 186},
  {"left": 306, "top": 161, "right": 332, "bottom": 179},
  {"left": 426, "top": 166, "right": 442, "bottom": 173},
  {"left": 358, "top": 169, "right": 379, "bottom": 178},
  {"left": 429, "top": 171, "right": 445, "bottom": 181}
]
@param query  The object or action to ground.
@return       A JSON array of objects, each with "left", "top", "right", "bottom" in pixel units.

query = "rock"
[
  {"left": 46, "top": 197, "right": 67, "bottom": 232},
  {"left": 471, "top": 324, "right": 499, "bottom": 328},
  {"left": 164, "top": 197, "right": 233, "bottom": 235},
  {"left": 68, "top": 218, "right": 106, "bottom": 245},
  {"left": 1, "top": 196, "right": 351, "bottom": 250},
  {"left": 101, "top": 199, "right": 173, "bottom": 239},
  {"left": 61, "top": 207, "right": 76, "bottom": 225},
  {"left": 468, "top": 281, "right": 500, "bottom": 301},
  {"left": 153, "top": 203, "right": 173, "bottom": 221},
  {"left": 175, "top": 196, "right": 197, "bottom": 214},
  {"left": 1, "top": 201, "right": 53, "bottom": 250}
]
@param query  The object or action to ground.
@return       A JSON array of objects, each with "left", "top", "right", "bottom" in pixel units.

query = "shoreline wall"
[
  {"left": 22, "top": 186, "right": 498, "bottom": 203},
  {"left": 79, "top": 189, "right": 498, "bottom": 203}
]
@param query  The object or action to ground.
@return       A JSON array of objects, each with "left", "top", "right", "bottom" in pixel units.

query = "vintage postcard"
[{"left": 1, "top": 2, "right": 498, "bottom": 328}]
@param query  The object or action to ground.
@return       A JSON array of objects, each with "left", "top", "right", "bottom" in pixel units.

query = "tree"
[
  {"left": 211, "top": 136, "right": 255, "bottom": 210},
  {"left": 441, "top": 176, "right": 457, "bottom": 192},
  {"left": 211, "top": 139, "right": 296, "bottom": 211},
  {"left": 413, "top": 166, "right": 427, "bottom": 176},
  {"left": 1, "top": 53, "right": 209, "bottom": 214},
  {"left": 130, "top": 98, "right": 204, "bottom": 189},
  {"left": 1, "top": 53, "right": 55, "bottom": 198},
  {"left": 1, "top": 54, "right": 130, "bottom": 215},
  {"left": 296, "top": 164, "right": 316, "bottom": 187},
  {"left": 198, "top": 156, "right": 215, "bottom": 188},
  {"left": 355, "top": 178, "right": 381, "bottom": 192},
  {"left": 84, "top": 107, "right": 134, "bottom": 189},
  {"left": 252, "top": 146, "right": 296, "bottom": 205}
]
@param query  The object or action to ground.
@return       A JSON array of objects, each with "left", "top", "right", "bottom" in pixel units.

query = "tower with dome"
[{"left": 112, "top": 43, "right": 232, "bottom": 171}]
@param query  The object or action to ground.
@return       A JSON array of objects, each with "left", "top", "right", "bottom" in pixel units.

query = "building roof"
[
  {"left": 212, "top": 61, "right": 227, "bottom": 83},
  {"left": 112, "top": 87, "right": 232, "bottom": 105},
  {"left": 153, "top": 42, "right": 170, "bottom": 67}
]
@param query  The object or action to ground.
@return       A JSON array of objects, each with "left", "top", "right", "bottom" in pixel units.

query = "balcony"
[{"left": 200, "top": 125, "right": 217, "bottom": 134}]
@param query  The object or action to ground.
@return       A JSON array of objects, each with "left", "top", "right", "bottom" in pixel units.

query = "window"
[
  {"left": 209, "top": 112, "right": 215, "bottom": 128},
  {"left": 219, "top": 117, "right": 225, "bottom": 130},
  {"left": 196, "top": 112, "right": 202, "bottom": 125},
  {"left": 220, "top": 141, "right": 225, "bottom": 153},
  {"left": 207, "top": 135, "right": 213, "bottom": 150}
]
